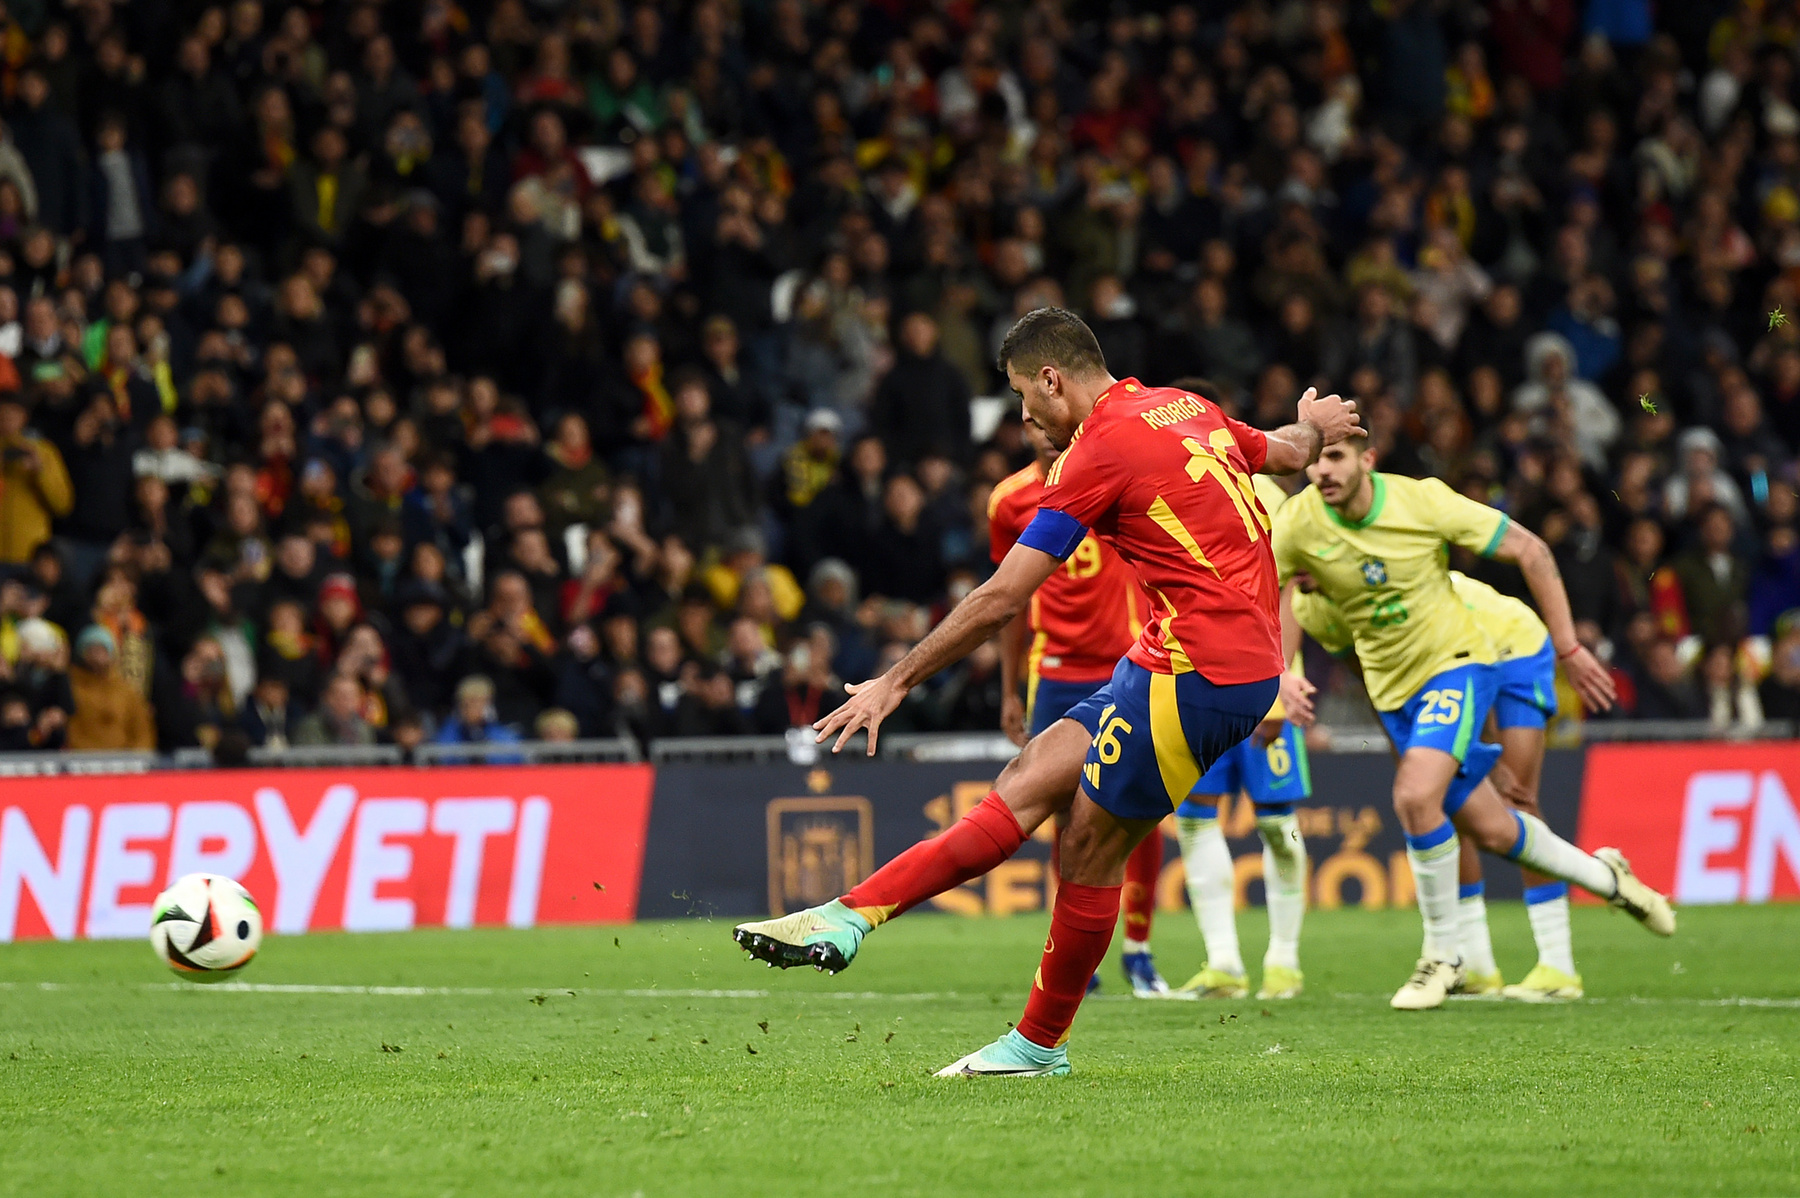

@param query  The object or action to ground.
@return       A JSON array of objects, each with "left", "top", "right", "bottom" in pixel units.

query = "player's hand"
[
  {"left": 813, "top": 672, "right": 909, "bottom": 755},
  {"left": 1560, "top": 643, "right": 1616, "bottom": 713},
  {"left": 1278, "top": 671, "right": 1317, "bottom": 728},
  {"left": 1253, "top": 715, "right": 1284, "bottom": 745},
  {"left": 1296, "top": 387, "right": 1361, "bottom": 446},
  {"left": 1000, "top": 691, "right": 1026, "bottom": 748}
]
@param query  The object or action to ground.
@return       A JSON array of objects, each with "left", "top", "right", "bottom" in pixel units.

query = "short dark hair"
[{"left": 997, "top": 307, "right": 1107, "bottom": 379}]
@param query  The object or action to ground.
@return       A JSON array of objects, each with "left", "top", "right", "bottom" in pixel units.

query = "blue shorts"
[
  {"left": 1377, "top": 662, "right": 1503, "bottom": 816},
  {"left": 1493, "top": 639, "right": 1557, "bottom": 730},
  {"left": 1066, "top": 658, "right": 1279, "bottom": 823},
  {"left": 1026, "top": 675, "right": 1110, "bottom": 738},
  {"left": 1177, "top": 721, "right": 1310, "bottom": 817}
]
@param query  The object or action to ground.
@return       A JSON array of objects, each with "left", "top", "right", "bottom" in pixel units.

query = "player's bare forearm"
[
  {"left": 999, "top": 604, "right": 1025, "bottom": 697},
  {"left": 998, "top": 603, "right": 1028, "bottom": 745},
  {"left": 1493, "top": 525, "right": 1576, "bottom": 652},
  {"left": 814, "top": 545, "right": 1060, "bottom": 753},
  {"left": 1279, "top": 579, "right": 1305, "bottom": 665},
  {"left": 890, "top": 557, "right": 1045, "bottom": 690},
  {"left": 1263, "top": 422, "right": 1325, "bottom": 475},
  {"left": 1263, "top": 388, "right": 1362, "bottom": 474},
  {"left": 1493, "top": 522, "right": 1616, "bottom": 711}
]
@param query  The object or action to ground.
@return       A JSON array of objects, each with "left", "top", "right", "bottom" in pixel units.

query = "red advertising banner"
[
  {"left": 0, "top": 765, "right": 654, "bottom": 941},
  {"left": 1577, "top": 743, "right": 1800, "bottom": 904}
]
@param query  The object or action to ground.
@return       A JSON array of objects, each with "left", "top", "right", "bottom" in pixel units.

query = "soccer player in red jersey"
[
  {"left": 990, "top": 424, "right": 1171, "bottom": 997},
  {"left": 734, "top": 308, "right": 1359, "bottom": 1076}
]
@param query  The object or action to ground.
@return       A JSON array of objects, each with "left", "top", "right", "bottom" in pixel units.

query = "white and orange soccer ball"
[{"left": 150, "top": 873, "right": 263, "bottom": 981}]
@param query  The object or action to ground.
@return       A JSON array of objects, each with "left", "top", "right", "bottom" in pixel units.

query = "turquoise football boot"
[
  {"left": 935, "top": 1029, "right": 1071, "bottom": 1078},
  {"left": 733, "top": 899, "right": 871, "bottom": 974}
]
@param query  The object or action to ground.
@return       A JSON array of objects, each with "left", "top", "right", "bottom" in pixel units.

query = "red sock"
[
  {"left": 841, "top": 791, "right": 1025, "bottom": 926},
  {"left": 1122, "top": 833, "right": 1161, "bottom": 943},
  {"left": 1016, "top": 881, "right": 1120, "bottom": 1048}
]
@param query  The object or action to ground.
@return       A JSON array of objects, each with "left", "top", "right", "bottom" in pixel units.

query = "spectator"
[
  {"left": 389, "top": 580, "right": 467, "bottom": 718},
  {"left": 1087, "top": 276, "right": 1147, "bottom": 382},
  {"left": 870, "top": 312, "right": 971, "bottom": 469},
  {"left": 5, "top": 617, "right": 70, "bottom": 749},
  {"left": 753, "top": 634, "right": 846, "bottom": 734},
  {"left": 0, "top": 394, "right": 73, "bottom": 565},
  {"left": 673, "top": 663, "right": 751, "bottom": 737},
  {"left": 866, "top": 474, "right": 945, "bottom": 604},
  {"left": 294, "top": 674, "right": 377, "bottom": 747},
  {"left": 539, "top": 413, "right": 610, "bottom": 543},
  {"left": 58, "top": 392, "right": 137, "bottom": 586},
  {"left": 534, "top": 707, "right": 579, "bottom": 742},
  {"left": 1700, "top": 643, "right": 1763, "bottom": 732},
  {"left": 259, "top": 598, "right": 323, "bottom": 708},
  {"left": 238, "top": 674, "right": 297, "bottom": 750},
  {"left": 1664, "top": 427, "right": 1749, "bottom": 526},
  {"left": 1749, "top": 522, "right": 1800, "bottom": 638},
  {"left": 1344, "top": 284, "right": 1418, "bottom": 406},
  {"left": 552, "top": 622, "right": 614, "bottom": 738},
  {"left": 774, "top": 408, "right": 843, "bottom": 573},
  {"left": 288, "top": 126, "right": 365, "bottom": 253},
  {"left": 1512, "top": 332, "right": 1620, "bottom": 470},
  {"left": 162, "top": 636, "right": 235, "bottom": 750},
  {"left": 87, "top": 113, "right": 155, "bottom": 278},
  {"left": 66, "top": 625, "right": 154, "bottom": 751},
  {"left": 660, "top": 373, "right": 756, "bottom": 553},
  {"left": 1672, "top": 505, "right": 1749, "bottom": 646},
  {"left": 435, "top": 674, "right": 523, "bottom": 749},
  {"left": 1631, "top": 638, "right": 1705, "bottom": 721},
  {"left": 10, "top": 69, "right": 85, "bottom": 237},
  {"left": 1760, "top": 613, "right": 1800, "bottom": 722}
]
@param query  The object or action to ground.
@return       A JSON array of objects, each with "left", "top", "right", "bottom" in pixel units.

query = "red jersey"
[
  {"left": 989, "top": 463, "right": 1147, "bottom": 684},
  {"left": 1027, "top": 378, "right": 1283, "bottom": 684}
]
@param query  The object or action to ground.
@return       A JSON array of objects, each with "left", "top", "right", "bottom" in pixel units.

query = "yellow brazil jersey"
[
  {"left": 1272, "top": 473, "right": 1510, "bottom": 712},
  {"left": 1294, "top": 574, "right": 1546, "bottom": 662},
  {"left": 1448, "top": 571, "right": 1549, "bottom": 661}
]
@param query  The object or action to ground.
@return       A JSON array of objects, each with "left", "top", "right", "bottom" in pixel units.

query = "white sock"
[
  {"left": 1457, "top": 883, "right": 1497, "bottom": 977},
  {"left": 1256, "top": 813, "right": 1305, "bottom": 972},
  {"left": 1177, "top": 814, "right": 1244, "bottom": 977},
  {"left": 1121, "top": 937, "right": 1149, "bottom": 955},
  {"left": 1405, "top": 822, "right": 1462, "bottom": 962},
  {"left": 1524, "top": 883, "right": 1576, "bottom": 975},
  {"left": 1506, "top": 813, "right": 1616, "bottom": 898}
]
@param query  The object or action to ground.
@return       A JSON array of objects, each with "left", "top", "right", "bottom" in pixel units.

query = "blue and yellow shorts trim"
[
  {"left": 1492, "top": 638, "right": 1558, "bottom": 731},
  {"left": 1065, "top": 659, "right": 1278, "bottom": 822},
  {"left": 1377, "top": 662, "right": 1502, "bottom": 815},
  {"left": 1026, "top": 675, "right": 1111, "bottom": 739},
  {"left": 1177, "top": 720, "right": 1310, "bottom": 817}
]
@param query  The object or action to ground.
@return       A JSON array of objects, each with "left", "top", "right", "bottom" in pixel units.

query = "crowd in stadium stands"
[{"left": 2, "top": 0, "right": 1800, "bottom": 757}]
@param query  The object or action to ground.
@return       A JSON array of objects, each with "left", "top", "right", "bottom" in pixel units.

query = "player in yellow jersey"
[
  {"left": 1274, "top": 434, "right": 1675, "bottom": 1010},
  {"left": 1174, "top": 470, "right": 1312, "bottom": 1001},
  {"left": 1293, "top": 576, "right": 1585, "bottom": 1001}
]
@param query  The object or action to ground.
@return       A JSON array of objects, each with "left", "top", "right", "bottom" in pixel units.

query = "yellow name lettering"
[{"left": 1138, "top": 395, "right": 1206, "bottom": 430}]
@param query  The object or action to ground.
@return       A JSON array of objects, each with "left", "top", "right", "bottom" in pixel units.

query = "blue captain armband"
[{"left": 1018, "top": 508, "right": 1089, "bottom": 560}]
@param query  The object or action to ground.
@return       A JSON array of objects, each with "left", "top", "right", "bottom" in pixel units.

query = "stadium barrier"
[
  {"left": 2, "top": 733, "right": 1795, "bottom": 940},
  {"left": 0, "top": 765, "right": 654, "bottom": 941}
]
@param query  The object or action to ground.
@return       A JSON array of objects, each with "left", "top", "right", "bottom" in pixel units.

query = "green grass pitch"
[{"left": 1, "top": 904, "right": 1795, "bottom": 1196}]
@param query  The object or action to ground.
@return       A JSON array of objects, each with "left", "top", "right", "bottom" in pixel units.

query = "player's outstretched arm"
[
  {"left": 997, "top": 606, "right": 1028, "bottom": 747},
  {"left": 1262, "top": 388, "right": 1362, "bottom": 474},
  {"left": 1277, "top": 580, "right": 1316, "bottom": 728},
  {"left": 1490, "top": 522, "right": 1616, "bottom": 713},
  {"left": 814, "top": 543, "right": 1062, "bottom": 755}
]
